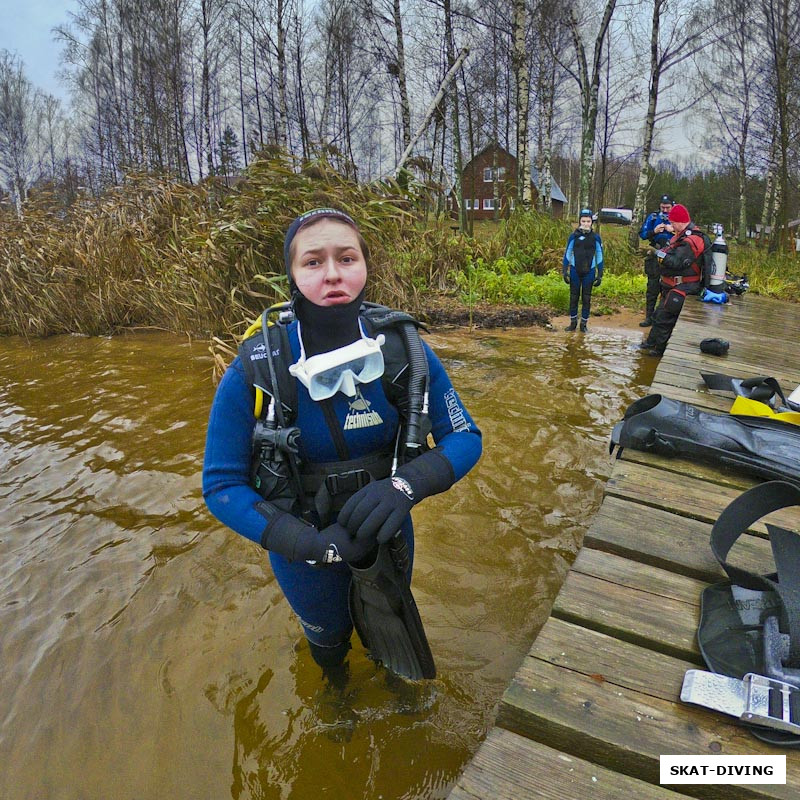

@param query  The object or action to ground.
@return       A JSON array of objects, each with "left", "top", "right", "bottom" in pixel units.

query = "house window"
[
  {"left": 474, "top": 199, "right": 479, "bottom": 210},
  {"left": 510, "top": 198, "right": 516, "bottom": 210},
  {"left": 483, "top": 198, "right": 495, "bottom": 210},
  {"left": 483, "top": 166, "right": 506, "bottom": 182},
  {"left": 464, "top": 199, "right": 472, "bottom": 210}
]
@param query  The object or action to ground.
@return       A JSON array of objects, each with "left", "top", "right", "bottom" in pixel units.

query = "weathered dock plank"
[
  {"left": 606, "top": 459, "right": 799, "bottom": 533},
  {"left": 447, "top": 727, "right": 694, "bottom": 800},
  {"left": 584, "top": 495, "right": 776, "bottom": 582},
  {"left": 552, "top": 549, "right": 703, "bottom": 661}
]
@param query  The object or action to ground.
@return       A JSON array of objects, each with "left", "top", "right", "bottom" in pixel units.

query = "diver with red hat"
[{"left": 639, "top": 203, "right": 707, "bottom": 357}]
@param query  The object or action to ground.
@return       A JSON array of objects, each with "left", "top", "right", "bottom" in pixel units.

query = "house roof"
[{"left": 530, "top": 166, "right": 568, "bottom": 204}]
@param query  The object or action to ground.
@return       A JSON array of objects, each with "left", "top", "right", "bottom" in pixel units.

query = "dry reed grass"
[{"left": 0, "top": 155, "right": 462, "bottom": 353}]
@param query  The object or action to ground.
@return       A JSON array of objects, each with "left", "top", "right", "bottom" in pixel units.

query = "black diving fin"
[
  {"left": 348, "top": 536, "right": 436, "bottom": 680},
  {"left": 610, "top": 394, "right": 800, "bottom": 485}
]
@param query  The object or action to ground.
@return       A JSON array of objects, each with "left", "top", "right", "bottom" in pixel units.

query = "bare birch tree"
[
  {"left": 360, "top": 0, "right": 412, "bottom": 153},
  {"left": 626, "top": 0, "right": 713, "bottom": 250},
  {"left": 759, "top": 0, "right": 798, "bottom": 250},
  {"left": 512, "top": 0, "right": 531, "bottom": 208},
  {"left": 564, "top": 0, "right": 618, "bottom": 210},
  {"left": 697, "top": 0, "right": 764, "bottom": 243},
  {"left": 0, "top": 51, "right": 35, "bottom": 213}
]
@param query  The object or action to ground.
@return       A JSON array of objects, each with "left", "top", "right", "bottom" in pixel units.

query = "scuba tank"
[{"left": 710, "top": 228, "right": 728, "bottom": 290}]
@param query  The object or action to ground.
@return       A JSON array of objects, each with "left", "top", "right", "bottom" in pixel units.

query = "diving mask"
[{"left": 289, "top": 331, "right": 386, "bottom": 401}]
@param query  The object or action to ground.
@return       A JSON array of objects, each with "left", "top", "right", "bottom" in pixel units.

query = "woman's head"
[{"left": 284, "top": 209, "right": 369, "bottom": 306}]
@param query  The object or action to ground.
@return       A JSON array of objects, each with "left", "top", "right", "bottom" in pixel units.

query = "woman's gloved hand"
[
  {"left": 562, "top": 270, "right": 570, "bottom": 284},
  {"left": 338, "top": 477, "right": 415, "bottom": 545},
  {"left": 258, "top": 504, "right": 370, "bottom": 564},
  {"left": 317, "top": 522, "right": 377, "bottom": 564},
  {"left": 338, "top": 448, "right": 457, "bottom": 544},
  {"left": 593, "top": 275, "right": 602, "bottom": 287}
]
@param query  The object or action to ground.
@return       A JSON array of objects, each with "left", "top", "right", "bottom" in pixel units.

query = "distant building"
[{"left": 452, "top": 144, "right": 567, "bottom": 220}]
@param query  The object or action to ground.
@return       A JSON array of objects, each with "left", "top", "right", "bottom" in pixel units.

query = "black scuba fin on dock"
[
  {"left": 348, "top": 537, "right": 436, "bottom": 681},
  {"left": 610, "top": 394, "right": 800, "bottom": 485}
]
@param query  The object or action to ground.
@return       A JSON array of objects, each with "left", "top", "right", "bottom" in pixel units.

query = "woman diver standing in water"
[{"left": 202, "top": 208, "right": 482, "bottom": 681}]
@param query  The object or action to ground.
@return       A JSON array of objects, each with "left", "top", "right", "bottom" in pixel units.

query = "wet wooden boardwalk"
[{"left": 449, "top": 293, "right": 800, "bottom": 800}]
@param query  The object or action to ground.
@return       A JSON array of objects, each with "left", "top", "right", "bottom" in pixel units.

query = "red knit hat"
[{"left": 668, "top": 204, "right": 690, "bottom": 224}]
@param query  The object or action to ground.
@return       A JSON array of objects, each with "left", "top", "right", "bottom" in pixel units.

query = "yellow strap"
[
  {"left": 731, "top": 396, "right": 800, "bottom": 427},
  {"left": 243, "top": 318, "right": 262, "bottom": 340},
  {"left": 242, "top": 303, "right": 291, "bottom": 417}
]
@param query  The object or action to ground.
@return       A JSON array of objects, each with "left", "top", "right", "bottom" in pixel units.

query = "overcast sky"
[
  {"left": 0, "top": 0, "right": 700, "bottom": 177},
  {"left": 0, "top": 0, "right": 76, "bottom": 99}
]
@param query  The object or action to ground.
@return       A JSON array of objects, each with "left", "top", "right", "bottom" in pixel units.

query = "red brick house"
[{"left": 452, "top": 144, "right": 567, "bottom": 219}]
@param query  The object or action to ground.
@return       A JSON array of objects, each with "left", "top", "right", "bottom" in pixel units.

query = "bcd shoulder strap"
[{"left": 238, "top": 318, "right": 296, "bottom": 421}]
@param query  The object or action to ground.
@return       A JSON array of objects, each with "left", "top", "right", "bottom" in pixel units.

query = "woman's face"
[
  {"left": 290, "top": 219, "right": 367, "bottom": 306},
  {"left": 671, "top": 219, "right": 689, "bottom": 235}
]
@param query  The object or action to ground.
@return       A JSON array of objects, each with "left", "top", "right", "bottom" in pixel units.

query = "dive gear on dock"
[
  {"left": 682, "top": 481, "right": 800, "bottom": 745},
  {"left": 610, "top": 394, "right": 800, "bottom": 486}
]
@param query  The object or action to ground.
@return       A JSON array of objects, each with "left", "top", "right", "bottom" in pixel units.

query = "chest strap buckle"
[{"left": 325, "top": 468, "right": 372, "bottom": 496}]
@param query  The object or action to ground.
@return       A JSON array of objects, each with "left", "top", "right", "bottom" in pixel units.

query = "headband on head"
[{"left": 283, "top": 208, "right": 359, "bottom": 287}]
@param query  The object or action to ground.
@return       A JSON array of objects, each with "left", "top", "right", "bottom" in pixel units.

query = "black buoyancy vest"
[
  {"left": 572, "top": 232, "right": 597, "bottom": 276},
  {"left": 238, "top": 303, "right": 429, "bottom": 522},
  {"left": 238, "top": 304, "right": 424, "bottom": 422}
]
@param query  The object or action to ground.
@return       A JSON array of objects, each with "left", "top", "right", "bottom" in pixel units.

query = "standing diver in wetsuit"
[
  {"left": 202, "top": 208, "right": 482, "bottom": 679},
  {"left": 562, "top": 208, "right": 604, "bottom": 332}
]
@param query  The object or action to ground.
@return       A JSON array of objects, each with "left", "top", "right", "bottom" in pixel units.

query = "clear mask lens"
[{"left": 289, "top": 334, "right": 385, "bottom": 400}]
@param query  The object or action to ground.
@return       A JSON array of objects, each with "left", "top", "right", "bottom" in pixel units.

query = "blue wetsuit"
[
  {"left": 203, "top": 318, "right": 482, "bottom": 652},
  {"left": 562, "top": 229, "right": 604, "bottom": 324}
]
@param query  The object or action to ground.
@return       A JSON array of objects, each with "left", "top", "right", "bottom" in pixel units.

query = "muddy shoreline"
[{"left": 423, "top": 299, "right": 646, "bottom": 334}]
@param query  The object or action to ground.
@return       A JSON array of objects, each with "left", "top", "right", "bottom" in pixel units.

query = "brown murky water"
[{"left": 0, "top": 323, "right": 655, "bottom": 800}]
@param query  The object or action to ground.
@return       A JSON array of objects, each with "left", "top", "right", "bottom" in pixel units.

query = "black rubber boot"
[
  {"left": 579, "top": 320, "right": 588, "bottom": 333},
  {"left": 308, "top": 639, "right": 351, "bottom": 669},
  {"left": 564, "top": 318, "right": 578, "bottom": 332},
  {"left": 639, "top": 318, "right": 652, "bottom": 327}
]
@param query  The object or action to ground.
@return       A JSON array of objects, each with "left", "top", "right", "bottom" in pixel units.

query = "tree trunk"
[
  {"left": 628, "top": 0, "right": 663, "bottom": 251},
  {"left": 276, "top": 0, "right": 289, "bottom": 151},
  {"left": 443, "top": 0, "right": 465, "bottom": 232},
  {"left": 392, "top": 0, "right": 411, "bottom": 149},
  {"left": 512, "top": 0, "right": 531, "bottom": 208},
  {"left": 568, "top": 0, "right": 617, "bottom": 211},
  {"left": 538, "top": 55, "right": 555, "bottom": 212},
  {"left": 759, "top": 132, "right": 777, "bottom": 244}
]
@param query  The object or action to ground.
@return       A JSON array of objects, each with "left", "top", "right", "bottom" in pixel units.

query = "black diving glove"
[
  {"left": 593, "top": 275, "right": 602, "bottom": 287},
  {"left": 257, "top": 503, "right": 375, "bottom": 564},
  {"left": 317, "top": 523, "right": 377, "bottom": 564},
  {"left": 562, "top": 270, "right": 569, "bottom": 284},
  {"left": 338, "top": 448, "right": 456, "bottom": 544}
]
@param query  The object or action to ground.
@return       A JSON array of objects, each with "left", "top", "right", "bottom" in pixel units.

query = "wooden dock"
[{"left": 449, "top": 293, "right": 800, "bottom": 800}]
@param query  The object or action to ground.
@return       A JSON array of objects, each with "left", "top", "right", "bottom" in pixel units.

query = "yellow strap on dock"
[{"left": 730, "top": 395, "right": 800, "bottom": 427}]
